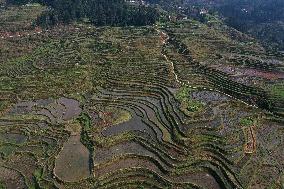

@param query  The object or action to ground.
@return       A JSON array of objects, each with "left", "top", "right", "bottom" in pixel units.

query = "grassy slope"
[{"left": 0, "top": 4, "right": 283, "bottom": 189}]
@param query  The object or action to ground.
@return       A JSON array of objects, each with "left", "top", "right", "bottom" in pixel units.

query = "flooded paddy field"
[{"left": 54, "top": 135, "right": 91, "bottom": 182}]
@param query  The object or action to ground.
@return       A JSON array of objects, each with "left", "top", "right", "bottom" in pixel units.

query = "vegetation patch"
[
  {"left": 175, "top": 86, "right": 204, "bottom": 114},
  {"left": 102, "top": 107, "right": 132, "bottom": 126},
  {"left": 0, "top": 3, "right": 283, "bottom": 188},
  {"left": 270, "top": 84, "right": 284, "bottom": 98},
  {"left": 33, "top": 0, "right": 159, "bottom": 27},
  {"left": 0, "top": 181, "right": 5, "bottom": 189},
  {"left": 0, "top": 101, "right": 10, "bottom": 115},
  {"left": 240, "top": 117, "right": 255, "bottom": 127}
]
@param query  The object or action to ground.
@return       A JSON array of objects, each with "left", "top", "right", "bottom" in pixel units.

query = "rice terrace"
[{"left": 0, "top": 0, "right": 283, "bottom": 188}]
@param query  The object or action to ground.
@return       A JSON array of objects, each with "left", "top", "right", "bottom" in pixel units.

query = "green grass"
[
  {"left": 0, "top": 5, "right": 45, "bottom": 32},
  {"left": 175, "top": 85, "right": 195, "bottom": 101},
  {"left": 0, "top": 181, "right": 6, "bottom": 189},
  {"left": 0, "top": 144, "right": 18, "bottom": 157},
  {"left": 184, "top": 99, "right": 205, "bottom": 112},
  {"left": 78, "top": 113, "right": 91, "bottom": 131},
  {"left": 0, "top": 101, "right": 9, "bottom": 113},
  {"left": 29, "top": 168, "right": 43, "bottom": 189},
  {"left": 270, "top": 84, "right": 284, "bottom": 98},
  {"left": 175, "top": 86, "right": 204, "bottom": 113},
  {"left": 240, "top": 117, "right": 255, "bottom": 127}
]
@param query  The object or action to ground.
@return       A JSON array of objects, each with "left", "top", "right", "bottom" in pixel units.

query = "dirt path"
[{"left": 156, "top": 28, "right": 260, "bottom": 110}]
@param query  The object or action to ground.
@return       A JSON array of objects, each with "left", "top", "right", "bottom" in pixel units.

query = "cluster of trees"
[
  {"left": 217, "top": 0, "right": 284, "bottom": 50},
  {"left": 145, "top": 0, "right": 184, "bottom": 11},
  {"left": 217, "top": 0, "right": 284, "bottom": 30},
  {"left": 5, "top": 0, "right": 160, "bottom": 27},
  {"left": 36, "top": 0, "right": 159, "bottom": 27},
  {"left": 5, "top": 0, "right": 40, "bottom": 5},
  {"left": 184, "top": 0, "right": 284, "bottom": 50}
]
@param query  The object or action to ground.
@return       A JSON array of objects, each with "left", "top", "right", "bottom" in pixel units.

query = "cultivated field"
[{"left": 0, "top": 5, "right": 283, "bottom": 189}]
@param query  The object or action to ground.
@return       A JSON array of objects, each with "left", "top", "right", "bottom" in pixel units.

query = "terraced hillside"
[{"left": 0, "top": 5, "right": 284, "bottom": 189}]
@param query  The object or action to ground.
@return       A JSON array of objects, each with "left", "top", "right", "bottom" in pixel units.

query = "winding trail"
[{"left": 156, "top": 28, "right": 260, "bottom": 110}]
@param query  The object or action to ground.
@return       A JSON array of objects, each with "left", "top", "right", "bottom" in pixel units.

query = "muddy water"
[
  {"left": 191, "top": 91, "right": 229, "bottom": 103},
  {"left": 0, "top": 167, "right": 26, "bottom": 189},
  {"left": 174, "top": 171, "right": 221, "bottom": 189},
  {"left": 8, "top": 97, "right": 82, "bottom": 124},
  {"left": 36, "top": 97, "right": 82, "bottom": 124},
  {"left": 101, "top": 108, "right": 155, "bottom": 137},
  {"left": 8, "top": 97, "right": 91, "bottom": 182},
  {"left": 54, "top": 135, "right": 91, "bottom": 182},
  {"left": 8, "top": 99, "right": 53, "bottom": 114},
  {"left": 95, "top": 141, "right": 161, "bottom": 164},
  {"left": 0, "top": 133, "right": 27, "bottom": 144},
  {"left": 57, "top": 97, "right": 82, "bottom": 120}
]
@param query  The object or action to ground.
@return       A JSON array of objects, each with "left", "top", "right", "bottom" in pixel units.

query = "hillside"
[
  {"left": 184, "top": 0, "right": 284, "bottom": 51},
  {"left": 0, "top": 1, "right": 283, "bottom": 189}
]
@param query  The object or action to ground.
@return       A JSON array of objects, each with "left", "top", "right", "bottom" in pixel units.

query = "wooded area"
[{"left": 5, "top": 0, "right": 160, "bottom": 27}]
